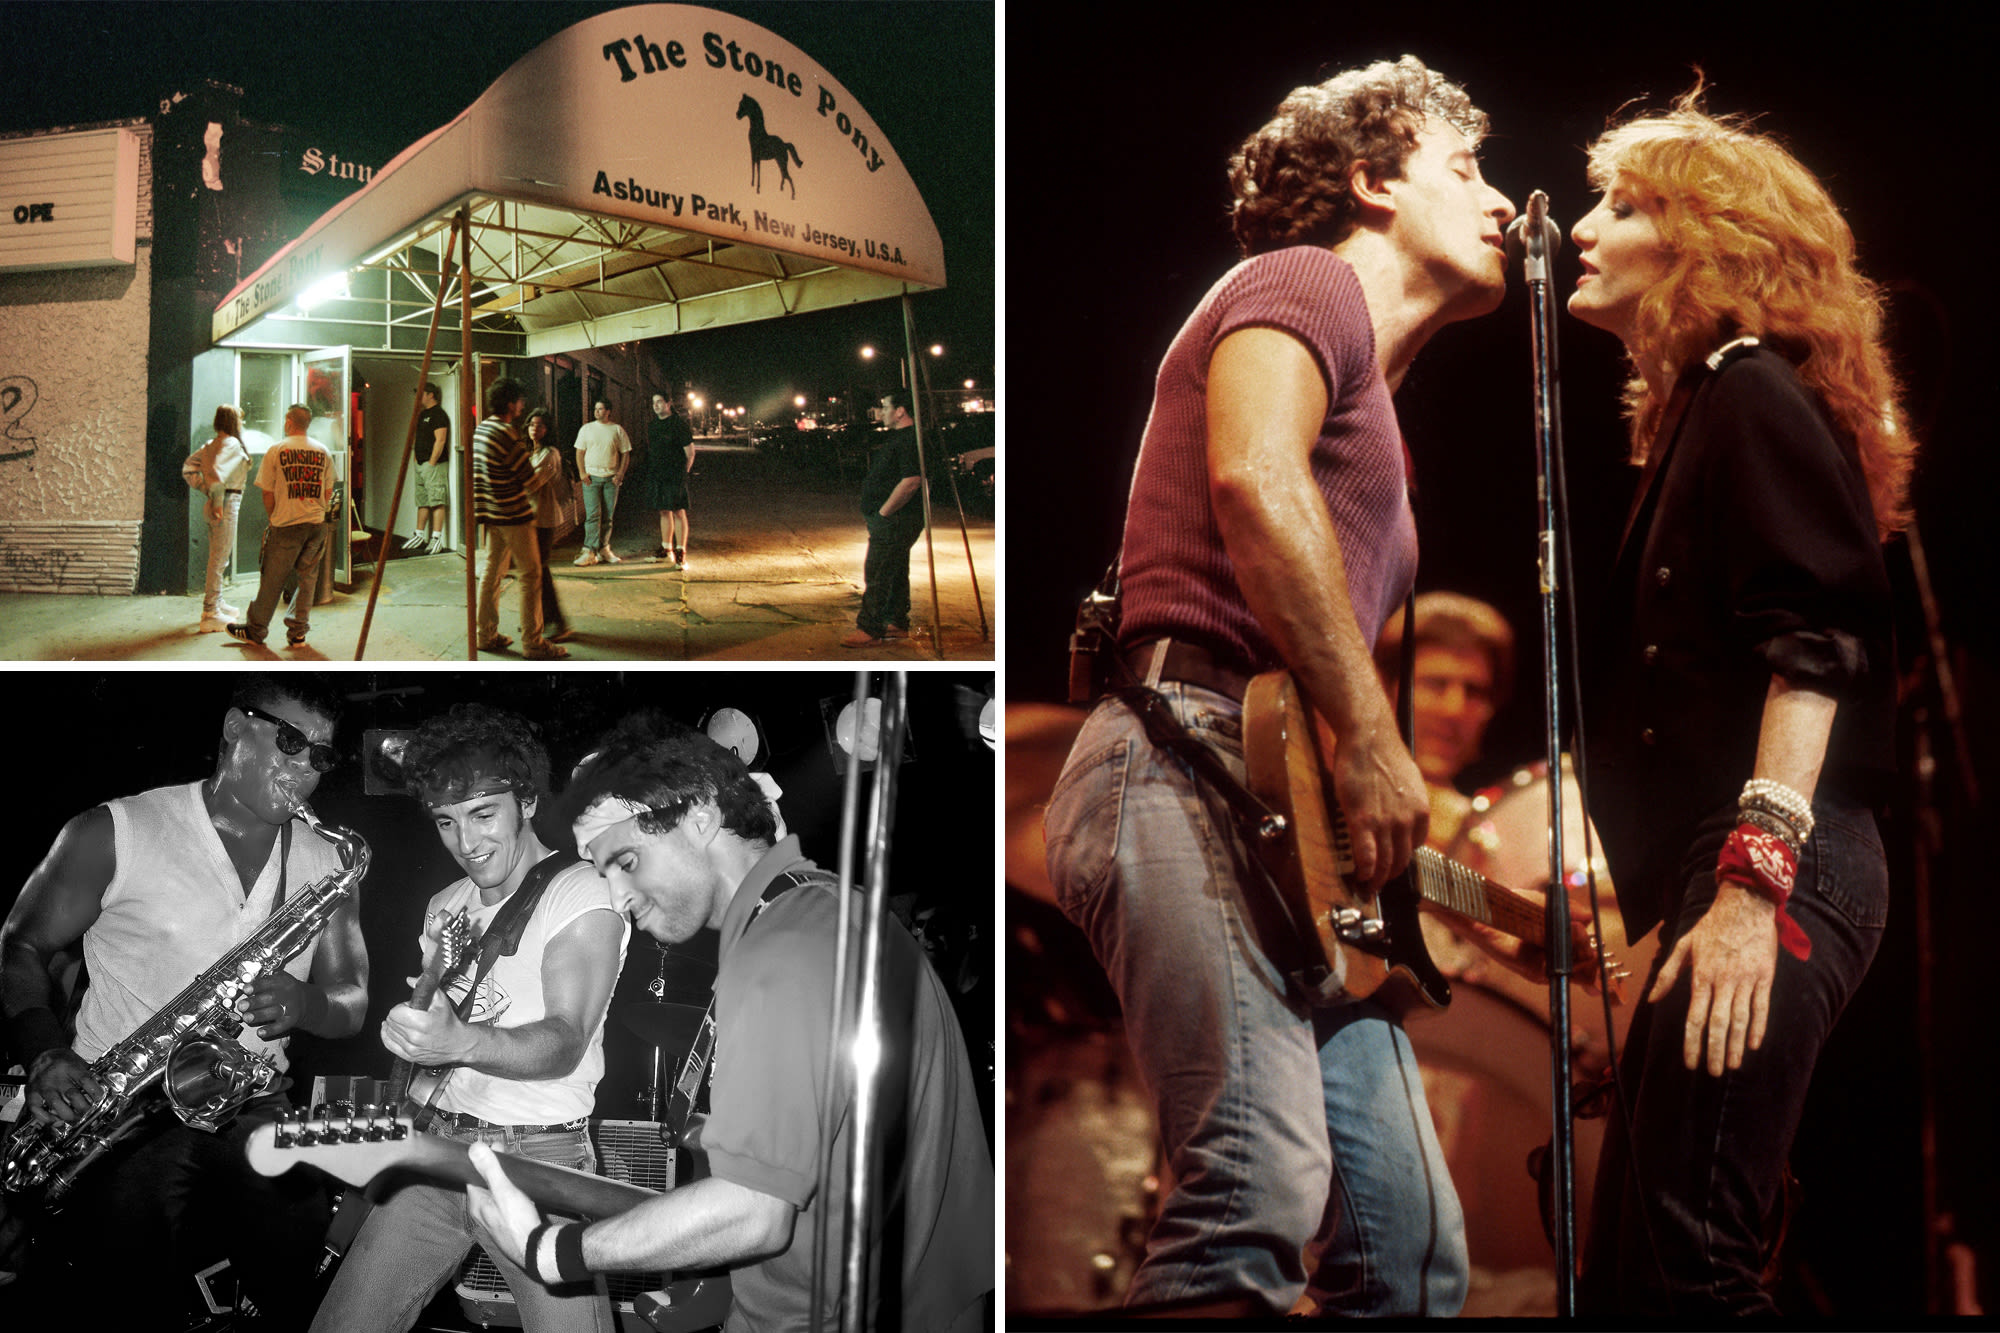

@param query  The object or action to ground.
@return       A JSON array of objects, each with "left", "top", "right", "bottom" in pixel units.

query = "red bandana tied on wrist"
[{"left": 1716, "top": 823, "right": 1812, "bottom": 961}]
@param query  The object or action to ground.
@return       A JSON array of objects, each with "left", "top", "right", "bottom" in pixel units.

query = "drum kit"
[{"left": 1003, "top": 703, "right": 1659, "bottom": 1315}]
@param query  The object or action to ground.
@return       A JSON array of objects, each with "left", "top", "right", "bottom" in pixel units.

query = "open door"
[{"left": 303, "top": 346, "right": 356, "bottom": 589}]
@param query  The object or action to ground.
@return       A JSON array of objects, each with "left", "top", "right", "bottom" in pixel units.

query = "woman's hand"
[{"left": 1649, "top": 882, "right": 1779, "bottom": 1076}]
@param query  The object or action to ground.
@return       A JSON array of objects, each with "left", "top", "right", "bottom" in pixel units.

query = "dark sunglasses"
[{"left": 240, "top": 705, "right": 338, "bottom": 773}]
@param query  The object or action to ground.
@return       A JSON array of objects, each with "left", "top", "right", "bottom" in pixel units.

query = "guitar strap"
[
  {"left": 1085, "top": 583, "right": 1422, "bottom": 999},
  {"left": 409, "top": 849, "right": 580, "bottom": 1128},
  {"left": 664, "top": 867, "right": 829, "bottom": 1147}
]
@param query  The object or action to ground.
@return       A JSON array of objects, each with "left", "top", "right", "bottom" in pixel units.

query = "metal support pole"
[
  {"left": 355, "top": 213, "right": 463, "bottom": 660},
  {"left": 459, "top": 207, "right": 476, "bottom": 660},
  {"left": 913, "top": 333, "right": 989, "bottom": 641},
  {"left": 839, "top": 672, "right": 907, "bottom": 1333},
  {"left": 900, "top": 295, "right": 945, "bottom": 657}
]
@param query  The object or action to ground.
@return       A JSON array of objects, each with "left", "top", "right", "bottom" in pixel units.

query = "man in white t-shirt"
[
  {"left": 227, "top": 403, "right": 332, "bottom": 649},
  {"left": 570, "top": 400, "right": 631, "bottom": 566},
  {"left": 310, "top": 703, "right": 629, "bottom": 1333}
]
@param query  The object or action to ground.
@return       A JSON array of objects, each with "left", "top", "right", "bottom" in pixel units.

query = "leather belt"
[
  {"left": 1121, "top": 638, "right": 1254, "bottom": 703},
  {"left": 424, "top": 1108, "right": 590, "bottom": 1135}
]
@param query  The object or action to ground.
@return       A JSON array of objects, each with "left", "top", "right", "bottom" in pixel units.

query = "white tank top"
[
  {"left": 427, "top": 858, "right": 628, "bottom": 1124},
  {"left": 73, "top": 782, "right": 344, "bottom": 1071}
]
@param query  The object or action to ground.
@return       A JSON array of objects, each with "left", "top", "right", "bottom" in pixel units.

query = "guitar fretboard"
[{"left": 1411, "top": 846, "right": 1547, "bottom": 946}]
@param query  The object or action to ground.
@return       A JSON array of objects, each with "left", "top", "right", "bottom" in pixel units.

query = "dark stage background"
[
  {"left": 1006, "top": 9, "right": 1995, "bottom": 1316},
  {"left": 0, "top": 670, "right": 996, "bottom": 1139}
]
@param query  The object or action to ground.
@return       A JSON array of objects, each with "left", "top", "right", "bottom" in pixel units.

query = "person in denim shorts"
[
  {"left": 1043, "top": 55, "right": 1525, "bottom": 1318},
  {"left": 311, "top": 704, "right": 630, "bottom": 1332}
]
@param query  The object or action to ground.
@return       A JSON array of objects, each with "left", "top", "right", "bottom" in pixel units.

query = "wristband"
[
  {"left": 525, "top": 1222, "right": 557, "bottom": 1284},
  {"left": 553, "top": 1221, "right": 590, "bottom": 1285},
  {"left": 1716, "top": 824, "right": 1813, "bottom": 961}
]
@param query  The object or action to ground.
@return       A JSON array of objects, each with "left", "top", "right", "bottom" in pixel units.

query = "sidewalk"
[{"left": 0, "top": 449, "right": 995, "bottom": 662}]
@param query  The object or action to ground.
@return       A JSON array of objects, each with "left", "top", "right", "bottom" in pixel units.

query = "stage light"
[
  {"left": 702, "top": 707, "right": 764, "bottom": 766},
  {"left": 952, "top": 685, "right": 996, "bottom": 751},
  {"left": 820, "top": 690, "right": 914, "bottom": 774}
]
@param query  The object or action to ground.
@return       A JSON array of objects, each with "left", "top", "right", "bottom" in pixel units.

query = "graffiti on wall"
[
  {"left": 1, "top": 375, "right": 38, "bottom": 465},
  {"left": 0, "top": 541, "right": 81, "bottom": 587}
]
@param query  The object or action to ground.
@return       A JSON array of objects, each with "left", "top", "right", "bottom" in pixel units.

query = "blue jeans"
[
  {"left": 1578, "top": 794, "right": 1888, "bottom": 1316},
  {"left": 1043, "top": 685, "right": 1468, "bottom": 1316},
  {"left": 309, "top": 1123, "right": 616, "bottom": 1333},
  {"left": 580, "top": 475, "right": 619, "bottom": 552}
]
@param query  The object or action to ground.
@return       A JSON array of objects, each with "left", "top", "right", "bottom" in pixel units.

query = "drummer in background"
[
  {"left": 1373, "top": 591, "right": 1515, "bottom": 847},
  {"left": 1375, "top": 593, "right": 1544, "bottom": 998}
]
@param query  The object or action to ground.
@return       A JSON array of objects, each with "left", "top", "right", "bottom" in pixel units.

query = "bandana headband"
[{"left": 572, "top": 797, "right": 655, "bottom": 855}]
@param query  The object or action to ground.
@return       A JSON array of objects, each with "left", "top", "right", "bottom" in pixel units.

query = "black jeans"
[
  {"left": 858, "top": 510, "right": 924, "bottom": 634},
  {"left": 19, "top": 1092, "right": 330, "bottom": 1327},
  {"left": 535, "top": 525, "right": 566, "bottom": 628},
  {"left": 1579, "top": 794, "right": 1888, "bottom": 1316}
]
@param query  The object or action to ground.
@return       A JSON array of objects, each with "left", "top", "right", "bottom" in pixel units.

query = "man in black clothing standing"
[
  {"left": 841, "top": 388, "right": 925, "bottom": 648},
  {"left": 410, "top": 382, "right": 452, "bottom": 554}
]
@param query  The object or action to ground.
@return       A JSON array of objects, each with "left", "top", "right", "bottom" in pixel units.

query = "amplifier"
[{"left": 452, "top": 1119, "right": 713, "bottom": 1332}]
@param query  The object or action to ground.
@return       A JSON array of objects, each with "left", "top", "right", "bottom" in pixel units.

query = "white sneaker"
[
  {"left": 573, "top": 549, "right": 599, "bottom": 567},
  {"left": 401, "top": 532, "right": 427, "bottom": 550},
  {"left": 601, "top": 548, "right": 622, "bottom": 564},
  {"left": 215, "top": 601, "right": 242, "bottom": 621},
  {"left": 197, "top": 615, "right": 227, "bottom": 633},
  {"left": 427, "top": 534, "right": 447, "bottom": 554}
]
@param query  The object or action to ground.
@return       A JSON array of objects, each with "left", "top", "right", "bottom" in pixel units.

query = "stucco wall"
[{"left": 0, "top": 122, "right": 152, "bottom": 594}]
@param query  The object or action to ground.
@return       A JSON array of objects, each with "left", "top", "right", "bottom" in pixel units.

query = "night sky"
[
  {"left": 4, "top": 0, "right": 995, "bottom": 414},
  {"left": 1006, "top": 8, "right": 1996, "bottom": 1313}
]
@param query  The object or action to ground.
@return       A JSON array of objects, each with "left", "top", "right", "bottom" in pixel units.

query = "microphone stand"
[{"left": 1510, "top": 189, "right": 1579, "bottom": 1315}]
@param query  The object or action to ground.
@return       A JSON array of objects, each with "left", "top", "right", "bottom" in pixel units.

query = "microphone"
[{"left": 1503, "top": 190, "right": 1561, "bottom": 282}]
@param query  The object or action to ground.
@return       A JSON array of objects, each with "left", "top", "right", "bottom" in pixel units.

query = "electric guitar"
[
  {"left": 246, "top": 1111, "right": 732, "bottom": 1328},
  {"left": 383, "top": 909, "right": 475, "bottom": 1115},
  {"left": 1242, "top": 669, "right": 1619, "bottom": 1014}
]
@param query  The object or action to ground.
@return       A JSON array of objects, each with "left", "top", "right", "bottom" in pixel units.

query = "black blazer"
[{"left": 1582, "top": 343, "right": 1896, "bottom": 941}]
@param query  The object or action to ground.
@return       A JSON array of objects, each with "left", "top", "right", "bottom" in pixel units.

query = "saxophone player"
[{"left": 0, "top": 676, "right": 368, "bottom": 1327}]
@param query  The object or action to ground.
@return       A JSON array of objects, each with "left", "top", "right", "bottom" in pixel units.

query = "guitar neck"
[
  {"left": 1410, "top": 847, "right": 1549, "bottom": 947},
  {"left": 247, "top": 1119, "right": 657, "bottom": 1220},
  {"left": 403, "top": 1133, "right": 656, "bottom": 1219}
]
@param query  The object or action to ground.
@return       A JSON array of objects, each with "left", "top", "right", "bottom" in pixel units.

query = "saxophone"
[{"left": 1, "top": 802, "right": 371, "bottom": 1204}]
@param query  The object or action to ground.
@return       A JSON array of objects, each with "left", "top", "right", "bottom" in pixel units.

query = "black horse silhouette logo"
[{"left": 736, "top": 94, "right": 803, "bottom": 198}]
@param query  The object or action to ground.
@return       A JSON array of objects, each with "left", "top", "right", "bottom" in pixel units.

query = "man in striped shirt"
[{"left": 474, "top": 378, "right": 569, "bottom": 660}]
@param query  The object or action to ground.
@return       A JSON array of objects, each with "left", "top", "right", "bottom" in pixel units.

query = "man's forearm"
[
  {"left": 462, "top": 1015, "right": 587, "bottom": 1081},
  {"left": 1211, "top": 469, "right": 1394, "bottom": 738},
  {"left": 306, "top": 981, "right": 368, "bottom": 1039},
  {"left": 583, "top": 1176, "right": 793, "bottom": 1274}
]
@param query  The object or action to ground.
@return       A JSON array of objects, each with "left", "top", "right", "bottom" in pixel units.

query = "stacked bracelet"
[
  {"left": 1741, "top": 778, "right": 1814, "bottom": 844},
  {"left": 1737, "top": 806, "right": 1804, "bottom": 857}
]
